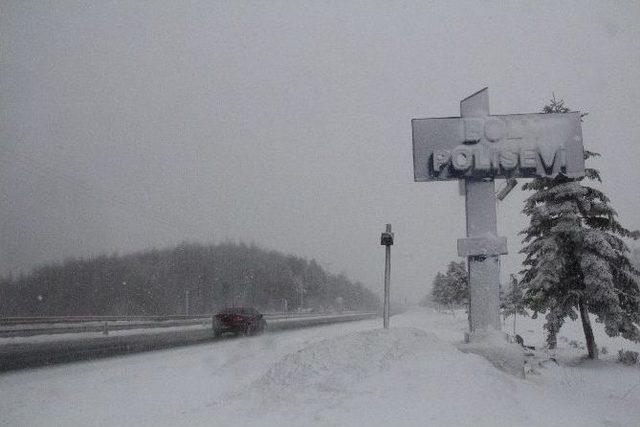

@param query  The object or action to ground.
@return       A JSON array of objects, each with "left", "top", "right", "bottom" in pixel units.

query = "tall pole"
[
  {"left": 185, "top": 289, "right": 190, "bottom": 316},
  {"left": 381, "top": 224, "right": 394, "bottom": 329},
  {"left": 458, "top": 89, "right": 504, "bottom": 334},
  {"left": 299, "top": 280, "right": 304, "bottom": 311},
  {"left": 293, "top": 276, "right": 304, "bottom": 312}
]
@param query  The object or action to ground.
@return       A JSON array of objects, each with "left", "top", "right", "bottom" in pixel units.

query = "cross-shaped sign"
[{"left": 412, "top": 88, "right": 585, "bottom": 335}]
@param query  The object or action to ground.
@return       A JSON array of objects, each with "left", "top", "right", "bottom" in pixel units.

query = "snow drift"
[{"left": 218, "top": 328, "right": 531, "bottom": 426}]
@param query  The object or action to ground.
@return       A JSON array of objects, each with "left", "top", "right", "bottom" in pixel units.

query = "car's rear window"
[{"left": 219, "top": 307, "right": 258, "bottom": 315}]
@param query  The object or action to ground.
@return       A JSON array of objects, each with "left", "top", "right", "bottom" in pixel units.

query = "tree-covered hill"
[{"left": 0, "top": 242, "right": 379, "bottom": 316}]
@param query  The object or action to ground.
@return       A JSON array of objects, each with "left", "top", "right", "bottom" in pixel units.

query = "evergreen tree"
[
  {"left": 502, "top": 274, "right": 527, "bottom": 317},
  {"left": 519, "top": 95, "right": 640, "bottom": 358},
  {"left": 501, "top": 274, "right": 528, "bottom": 336},
  {"left": 430, "top": 272, "right": 449, "bottom": 306},
  {"left": 430, "top": 261, "right": 468, "bottom": 307},
  {"left": 446, "top": 261, "right": 468, "bottom": 305},
  {"left": 632, "top": 247, "right": 640, "bottom": 269}
]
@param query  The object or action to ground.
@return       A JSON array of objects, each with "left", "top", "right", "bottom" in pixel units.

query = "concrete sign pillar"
[{"left": 459, "top": 89, "right": 503, "bottom": 333}]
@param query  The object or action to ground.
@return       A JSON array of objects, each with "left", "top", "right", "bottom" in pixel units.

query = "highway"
[{"left": 0, "top": 312, "right": 377, "bottom": 371}]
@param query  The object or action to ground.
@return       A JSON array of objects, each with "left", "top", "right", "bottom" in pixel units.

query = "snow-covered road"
[{"left": 1, "top": 308, "right": 638, "bottom": 426}]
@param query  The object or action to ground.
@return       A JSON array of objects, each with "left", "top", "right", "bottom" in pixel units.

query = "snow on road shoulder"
[
  {"left": 211, "top": 309, "right": 640, "bottom": 426},
  {"left": 210, "top": 321, "right": 638, "bottom": 427},
  {"left": 254, "top": 328, "right": 447, "bottom": 398},
  {"left": 211, "top": 326, "right": 523, "bottom": 426}
]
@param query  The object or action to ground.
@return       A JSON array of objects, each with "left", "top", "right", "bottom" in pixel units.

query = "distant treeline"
[{"left": 0, "top": 242, "right": 380, "bottom": 316}]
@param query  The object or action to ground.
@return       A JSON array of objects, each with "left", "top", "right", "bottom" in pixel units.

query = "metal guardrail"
[
  {"left": 0, "top": 319, "right": 211, "bottom": 338},
  {"left": 0, "top": 315, "right": 212, "bottom": 326}
]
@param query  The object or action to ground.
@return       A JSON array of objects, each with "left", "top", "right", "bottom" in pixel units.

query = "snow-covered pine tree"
[
  {"left": 519, "top": 95, "right": 640, "bottom": 359},
  {"left": 502, "top": 274, "right": 528, "bottom": 336},
  {"left": 445, "top": 261, "right": 468, "bottom": 306},
  {"left": 430, "top": 272, "right": 449, "bottom": 307},
  {"left": 430, "top": 261, "right": 468, "bottom": 308}
]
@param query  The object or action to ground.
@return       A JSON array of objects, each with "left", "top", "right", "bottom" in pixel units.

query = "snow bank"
[
  {"left": 215, "top": 327, "right": 532, "bottom": 426},
  {"left": 213, "top": 320, "right": 639, "bottom": 426},
  {"left": 457, "top": 330, "right": 525, "bottom": 377},
  {"left": 256, "top": 327, "right": 445, "bottom": 392}
]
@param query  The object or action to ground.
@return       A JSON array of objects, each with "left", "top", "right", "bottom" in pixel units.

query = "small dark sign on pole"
[{"left": 381, "top": 224, "right": 394, "bottom": 329}]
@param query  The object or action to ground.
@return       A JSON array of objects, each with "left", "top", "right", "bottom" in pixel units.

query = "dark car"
[{"left": 212, "top": 307, "right": 267, "bottom": 337}]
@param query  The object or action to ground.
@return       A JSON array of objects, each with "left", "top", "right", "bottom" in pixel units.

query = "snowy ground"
[{"left": 1, "top": 307, "right": 638, "bottom": 426}]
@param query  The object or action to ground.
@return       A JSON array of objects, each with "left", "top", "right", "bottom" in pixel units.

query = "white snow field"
[{"left": 1, "top": 308, "right": 639, "bottom": 427}]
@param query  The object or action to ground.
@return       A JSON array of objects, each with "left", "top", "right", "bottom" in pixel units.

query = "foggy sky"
[{"left": 2, "top": 1, "right": 639, "bottom": 302}]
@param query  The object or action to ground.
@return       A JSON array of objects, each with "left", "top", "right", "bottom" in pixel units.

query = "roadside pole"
[
  {"left": 458, "top": 89, "right": 503, "bottom": 334},
  {"left": 381, "top": 224, "right": 394, "bottom": 329}
]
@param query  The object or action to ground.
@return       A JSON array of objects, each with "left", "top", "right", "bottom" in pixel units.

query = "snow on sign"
[{"left": 412, "top": 93, "right": 585, "bottom": 181}]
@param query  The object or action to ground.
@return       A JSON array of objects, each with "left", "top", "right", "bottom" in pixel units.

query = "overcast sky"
[{"left": 2, "top": 1, "right": 639, "bottom": 302}]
